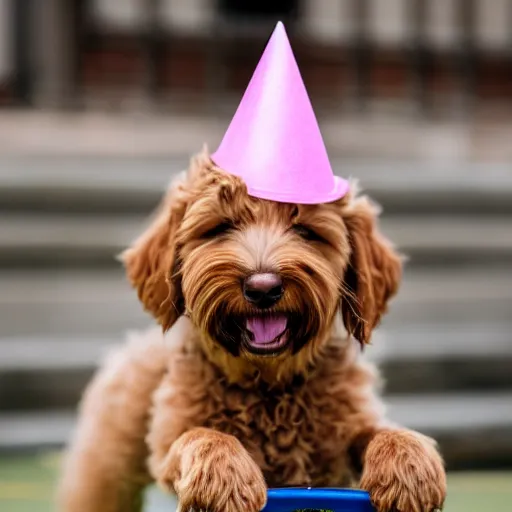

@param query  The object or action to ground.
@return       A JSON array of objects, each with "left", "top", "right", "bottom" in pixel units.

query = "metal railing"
[{"left": 7, "top": 0, "right": 512, "bottom": 112}]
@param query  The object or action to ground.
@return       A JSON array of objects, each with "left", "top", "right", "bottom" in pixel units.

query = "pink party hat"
[{"left": 211, "top": 22, "right": 349, "bottom": 205}]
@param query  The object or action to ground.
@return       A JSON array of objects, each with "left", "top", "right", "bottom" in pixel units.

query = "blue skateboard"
[{"left": 262, "top": 488, "right": 374, "bottom": 512}]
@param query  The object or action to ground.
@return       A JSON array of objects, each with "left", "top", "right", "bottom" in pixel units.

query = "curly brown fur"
[
  {"left": 158, "top": 427, "right": 267, "bottom": 512},
  {"left": 361, "top": 430, "right": 447, "bottom": 512},
  {"left": 56, "top": 328, "right": 170, "bottom": 512},
  {"left": 57, "top": 148, "right": 446, "bottom": 512}
]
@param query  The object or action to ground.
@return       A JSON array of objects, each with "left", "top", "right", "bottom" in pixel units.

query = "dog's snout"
[{"left": 243, "top": 273, "right": 283, "bottom": 308}]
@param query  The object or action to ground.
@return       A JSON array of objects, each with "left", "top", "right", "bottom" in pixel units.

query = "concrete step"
[
  {"left": 2, "top": 323, "right": 511, "bottom": 373},
  {"left": 0, "top": 267, "right": 510, "bottom": 337},
  {"left": 1, "top": 157, "right": 512, "bottom": 215},
  {"left": 0, "top": 214, "right": 143, "bottom": 265},
  {"left": 387, "top": 392, "right": 512, "bottom": 469},
  {"left": 1, "top": 213, "right": 511, "bottom": 267},
  {"left": 371, "top": 324, "right": 512, "bottom": 394},
  {"left": 0, "top": 269, "right": 147, "bottom": 337},
  {"left": 2, "top": 393, "right": 512, "bottom": 469},
  {"left": 1, "top": 324, "right": 511, "bottom": 411},
  {"left": 2, "top": 110, "right": 512, "bottom": 163}
]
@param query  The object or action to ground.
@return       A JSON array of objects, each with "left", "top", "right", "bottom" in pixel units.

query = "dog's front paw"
[
  {"left": 360, "top": 430, "right": 446, "bottom": 512},
  {"left": 158, "top": 428, "right": 267, "bottom": 512}
]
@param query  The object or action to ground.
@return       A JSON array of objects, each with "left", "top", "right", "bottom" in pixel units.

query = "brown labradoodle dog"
[{"left": 57, "top": 149, "right": 447, "bottom": 512}]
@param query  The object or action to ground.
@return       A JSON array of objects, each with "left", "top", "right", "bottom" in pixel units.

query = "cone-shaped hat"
[{"left": 211, "top": 22, "right": 348, "bottom": 204}]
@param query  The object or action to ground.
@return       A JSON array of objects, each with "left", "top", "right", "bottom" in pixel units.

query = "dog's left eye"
[
  {"left": 201, "top": 221, "right": 233, "bottom": 239},
  {"left": 292, "top": 224, "right": 327, "bottom": 244}
]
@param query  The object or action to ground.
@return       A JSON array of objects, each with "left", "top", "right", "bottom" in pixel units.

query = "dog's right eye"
[
  {"left": 292, "top": 224, "right": 328, "bottom": 244},
  {"left": 201, "top": 222, "right": 233, "bottom": 239}
]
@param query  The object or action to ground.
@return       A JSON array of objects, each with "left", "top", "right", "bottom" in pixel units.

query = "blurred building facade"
[{"left": 0, "top": 0, "right": 511, "bottom": 112}]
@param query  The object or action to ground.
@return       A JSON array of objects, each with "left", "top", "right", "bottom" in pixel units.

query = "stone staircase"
[{"left": 1, "top": 154, "right": 511, "bottom": 469}]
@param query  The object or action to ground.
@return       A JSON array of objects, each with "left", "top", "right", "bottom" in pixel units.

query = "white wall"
[
  {"left": 302, "top": 0, "right": 354, "bottom": 43},
  {"left": 425, "top": 0, "right": 458, "bottom": 49},
  {"left": 86, "top": 0, "right": 510, "bottom": 51},
  {"left": 369, "top": 0, "right": 408, "bottom": 46},
  {"left": 476, "top": 0, "right": 510, "bottom": 51},
  {"left": 89, "top": 0, "right": 213, "bottom": 33},
  {"left": 304, "top": 0, "right": 510, "bottom": 51},
  {"left": 89, "top": 0, "right": 141, "bottom": 29},
  {"left": 161, "top": 0, "right": 213, "bottom": 35}
]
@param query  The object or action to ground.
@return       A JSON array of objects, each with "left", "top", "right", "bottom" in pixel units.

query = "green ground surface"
[{"left": 0, "top": 452, "right": 510, "bottom": 512}]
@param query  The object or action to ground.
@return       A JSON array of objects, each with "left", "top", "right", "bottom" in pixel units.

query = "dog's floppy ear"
[
  {"left": 340, "top": 195, "right": 402, "bottom": 345},
  {"left": 120, "top": 174, "right": 189, "bottom": 331}
]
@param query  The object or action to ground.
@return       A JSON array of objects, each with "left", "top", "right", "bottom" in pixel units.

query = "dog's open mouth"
[{"left": 244, "top": 313, "right": 289, "bottom": 355}]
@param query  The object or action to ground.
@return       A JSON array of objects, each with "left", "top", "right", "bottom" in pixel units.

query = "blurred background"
[{"left": 0, "top": 1, "right": 511, "bottom": 511}]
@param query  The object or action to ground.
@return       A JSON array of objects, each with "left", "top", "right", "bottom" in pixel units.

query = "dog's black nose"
[{"left": 243, "top": 273, "right": 283, "bottom": 308}]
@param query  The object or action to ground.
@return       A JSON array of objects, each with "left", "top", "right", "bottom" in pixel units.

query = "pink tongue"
[{"left": 246, "top": 315, "right": 287, "bottom": 345}]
